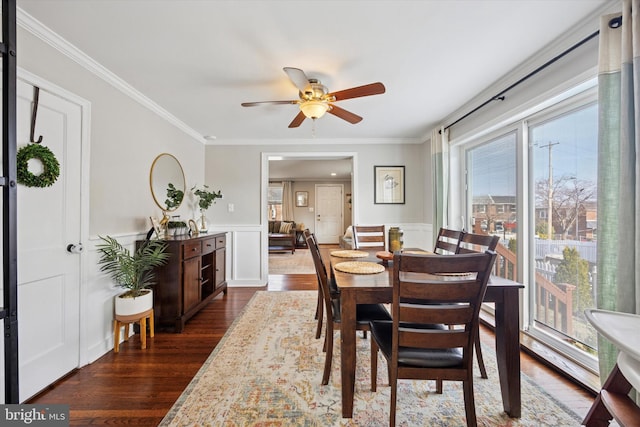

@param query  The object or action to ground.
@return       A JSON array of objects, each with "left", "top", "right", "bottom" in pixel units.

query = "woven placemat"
[
  {"left": 334, "top": 261, "right": 385, "bottom": 274},
  {"left": 330, "top": 250, "right": 370, "bottom": 258}
]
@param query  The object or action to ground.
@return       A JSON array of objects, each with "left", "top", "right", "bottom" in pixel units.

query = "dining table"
[{"left": 320, "top": 247, "right": 525, "bottom": 419}]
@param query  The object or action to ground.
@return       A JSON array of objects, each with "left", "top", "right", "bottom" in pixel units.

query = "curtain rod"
[{"left": 440, "top": 15, "right": 622, "bottom": 134}]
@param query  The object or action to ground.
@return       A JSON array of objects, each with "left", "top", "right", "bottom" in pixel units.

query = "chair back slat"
[
  {"left": 456, "top": 232, "right": 500, "bottom": 254},
  {"left": 400, "top": 304, "right": 474, "bottom": 325},
  {"left": 352, "top": 225, "right": 385, "bottom": 250},
  {"left": 400, "top": 279, "right": 480, "bottom": 302},
  {"left": 399, "top": 330, "right": 469, "bottom": 349}
]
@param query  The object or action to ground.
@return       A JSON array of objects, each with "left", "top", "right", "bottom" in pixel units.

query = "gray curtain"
[
  {"left": 431, "top": 127, "right": 449, "bottom": 245},
  {"left": 282, "top": 181, "right": 294, "bottom": 222},
  {"left": 596, "top": 0, "right": 640, "bottom": 380}
]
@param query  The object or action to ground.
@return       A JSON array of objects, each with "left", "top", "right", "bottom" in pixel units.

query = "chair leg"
[
  {"left": 475, "top": 337, "right": 488, "bottom": 379},
  {"left": 322, "top": 325, "right": 333, "bottom": 385},
  {"left": 362, "top": 330, "right": 367, "bottom": 339},
  {"left": 462, "top": 380, "right": 478, "bottom": 427},
  {"left": 390, "top": 372, "right": 398, "bottom": 427},
  {"left": 436, "top": 380, "right": 443, "bottom": 394},
  {"left": 371, "top": 338, "right": 378, "bottom": 392}
]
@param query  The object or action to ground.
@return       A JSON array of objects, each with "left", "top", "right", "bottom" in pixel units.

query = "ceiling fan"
[{"left": 241, "top": 67, "right": 386, "bottom": 128}]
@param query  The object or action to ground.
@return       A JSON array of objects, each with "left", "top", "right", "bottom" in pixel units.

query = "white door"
[
  {"left": 315, "top": 184, "right": 343, "bottom": 244},
  {"left": 13, "top": 80, "right": 83, "bottom": 401}
]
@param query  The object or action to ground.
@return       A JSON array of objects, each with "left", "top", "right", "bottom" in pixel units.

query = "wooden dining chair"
[
  {"left": 305, "top": 233, "right": 391, "bottom": 385},
  {"left": 352, "top": 225, "right": 386, "bottom": 250},
  {"left": 369, "top": 250, "right": 496, "bottom": 427},
  {"left": 304, "top": 229, "right": 332, "bottom": 340},
  {"left": 433, "top": 227, "right": 463, "bottom": 255},
  {"left": 455, "top": 231, "right": 500, "bottom": 379}
]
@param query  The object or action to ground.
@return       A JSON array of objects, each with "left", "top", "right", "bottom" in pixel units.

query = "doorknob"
[{"left": 66, "top": 243, "right": 84, "bottom": 254}]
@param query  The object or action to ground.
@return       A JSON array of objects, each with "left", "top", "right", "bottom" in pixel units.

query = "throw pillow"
[{"left": 279, "top": 222, "right": 293, "bottom": 234}]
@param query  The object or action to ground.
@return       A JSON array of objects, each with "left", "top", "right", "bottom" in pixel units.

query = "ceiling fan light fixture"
[{"left": 300, "top": 100, "right": 329, "bottom": 119}]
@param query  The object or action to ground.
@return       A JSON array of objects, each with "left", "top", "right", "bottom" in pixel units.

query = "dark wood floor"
[{"left": 28, "top": 273, "right": 596, "bottom": 426}]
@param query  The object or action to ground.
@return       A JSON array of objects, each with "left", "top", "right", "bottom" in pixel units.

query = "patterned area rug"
[
  {"left": 160, "top": 291, "right": 582, "bottom": 426},
  {"left": 269, "top": 249, "right": 315, "bottom": 274}
]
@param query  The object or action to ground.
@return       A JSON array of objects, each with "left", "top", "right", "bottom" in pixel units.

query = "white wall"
[
  {"left": 204, "top": 142, "right": 432, "bottom": 285},
  {"left": 16, "top": 27, "right": 207, "bottom": 364}
]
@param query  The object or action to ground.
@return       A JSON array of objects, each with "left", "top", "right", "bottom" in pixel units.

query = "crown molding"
[{"left": 17, "top": 8, "right": 206, "bottom": 145}]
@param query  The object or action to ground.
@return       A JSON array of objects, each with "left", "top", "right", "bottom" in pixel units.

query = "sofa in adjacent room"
[{"left": 268, "top": 220, "right": 296, "bottom": 253}]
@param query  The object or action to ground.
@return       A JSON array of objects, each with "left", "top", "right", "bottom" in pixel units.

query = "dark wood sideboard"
[{"left": 139, "top": 232, "right": 227, "bottom": 332}]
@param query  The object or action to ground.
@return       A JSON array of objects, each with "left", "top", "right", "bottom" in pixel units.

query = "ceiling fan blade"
[
  {"left": 283, "top": 67, "right": 310, "bottom": 92},
  {"left": 329, "top": 82, "right": 386, "bottom": 102},
  {"left": 288, "top": 111, "right": 307, "bottom": 128},
  {"left": 241, "top": 100, "right": 298, "bottom": 107},
  {"left": 328, "top": 104, "right": 363, "bottom": 124}
]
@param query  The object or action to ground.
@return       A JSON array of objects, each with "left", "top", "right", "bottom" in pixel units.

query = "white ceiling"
[{"left": 17, "top": 0, "right": 613, "bottom": 145}]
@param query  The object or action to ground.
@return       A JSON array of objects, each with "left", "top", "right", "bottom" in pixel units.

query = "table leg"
[
  {"left": 494, "top": 288, "right": 521, "bottom": 417},
  {"left": 340, "top": 290, "right": 357, "bottom": 418}
]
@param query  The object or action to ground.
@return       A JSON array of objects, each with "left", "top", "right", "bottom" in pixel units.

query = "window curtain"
[
  {"left": 431, "top": 126, "right": 449, "bottom": 244},
  {"left": 596, "top": 0, "right": 640, "bottom": 380},
  {"left": 282, "top": 181, "right": 294, "bottom": 222}
]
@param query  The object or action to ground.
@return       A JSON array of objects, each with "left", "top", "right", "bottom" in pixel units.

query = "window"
[
  {"left": 466, "top": 132, "right": 518, "bottom": 261},
  {"left": 267, "top": 184, "right": 283, "bottom": 220}
]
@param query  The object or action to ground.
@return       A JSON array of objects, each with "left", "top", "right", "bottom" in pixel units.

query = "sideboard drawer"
[
  {"left": 215, "top": 235, "right": 226, "bottom": 249},
  {"left": 182, "top": 241, "right": 202, "bottom": 259},
  {"left": 201, "top": 237, "right": 217, "bottom": 254}
]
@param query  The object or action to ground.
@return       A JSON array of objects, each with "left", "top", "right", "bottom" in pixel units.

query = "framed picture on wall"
[
  {"left": 295, "top": 191, "right": 308, "bottom": 207},
  {"left": 374, "top": 165, "right": 405, "bottom": 204}
]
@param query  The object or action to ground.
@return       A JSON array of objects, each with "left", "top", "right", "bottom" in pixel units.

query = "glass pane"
[
  {"left": 467, "top": 132, "right": 518, "bottom": 280},
  {"left": 530, "top": 103, "right": 598, "bottom": 355},
  {"left": 267, "top": 185, "right": 283, "bottom": 221}
]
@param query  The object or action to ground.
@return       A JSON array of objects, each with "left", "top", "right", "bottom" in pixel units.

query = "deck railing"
[{"left": 493, "top": 243, "right": 574, "bottom": 335}]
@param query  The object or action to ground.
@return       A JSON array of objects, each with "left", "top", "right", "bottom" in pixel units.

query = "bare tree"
[{"left": 535, "top": 175, "right": 595, "bottom": 239}]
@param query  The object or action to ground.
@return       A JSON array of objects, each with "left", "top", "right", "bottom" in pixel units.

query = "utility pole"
[{"left": 539, "top": 142, "right": 559, "bottom": 240}]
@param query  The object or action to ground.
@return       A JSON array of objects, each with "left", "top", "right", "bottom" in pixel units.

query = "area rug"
[
  {"left": 269, "top": 249, "right": 315, "bottom": 274},
  {"left": 160, "top": 291, "right": 583, "bottom": 426}
]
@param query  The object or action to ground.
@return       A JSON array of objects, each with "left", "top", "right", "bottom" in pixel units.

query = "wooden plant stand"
[{"left": 113, "top": 308, "right": 154, "bottom": 353}]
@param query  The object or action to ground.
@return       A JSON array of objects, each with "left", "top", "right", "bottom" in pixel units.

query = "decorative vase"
[
  {"left": 115, "top": 289, "right": 153, "bottom": 316},
  {"left": 199, "top": 209, "right": 208, "bottom": 233},
  {"left": 388, "top": 227, "right": 404, "bottom": 252}
]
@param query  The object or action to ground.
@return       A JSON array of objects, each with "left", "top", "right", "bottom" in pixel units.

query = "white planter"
[{"left": 115, "top": 289, "right": 153, "bottom": 316}]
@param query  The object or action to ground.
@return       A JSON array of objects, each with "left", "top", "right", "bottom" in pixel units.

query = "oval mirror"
[{"left": 150, "top": 153, "right": 186, "bottom": 212}]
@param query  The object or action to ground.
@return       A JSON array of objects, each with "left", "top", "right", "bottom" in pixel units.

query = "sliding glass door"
[
  {"left": 460, "top": 86, "right": 599, "bottom": 370},
  {"left": 529, "top": 102, "right": 598, "bottom": 362}
]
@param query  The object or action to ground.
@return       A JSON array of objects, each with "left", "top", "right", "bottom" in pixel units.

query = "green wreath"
[{"left": 17, "top": 144, "right": 60, "bottom": 188}]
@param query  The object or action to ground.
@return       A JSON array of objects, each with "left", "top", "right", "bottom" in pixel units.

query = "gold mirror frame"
[{"left": 149, "top": 153, "right": 186, "bottom": 212}]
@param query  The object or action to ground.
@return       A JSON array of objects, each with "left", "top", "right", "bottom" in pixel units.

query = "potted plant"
[
  {"left": 192, "top": 184, "right": 223, "bottom": 232},
  {"left": 167, "top": 220, "right": 188, "bottom": 236},
  {"left": 97, "top": 236, "right": 170, "bottom": 316}
]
